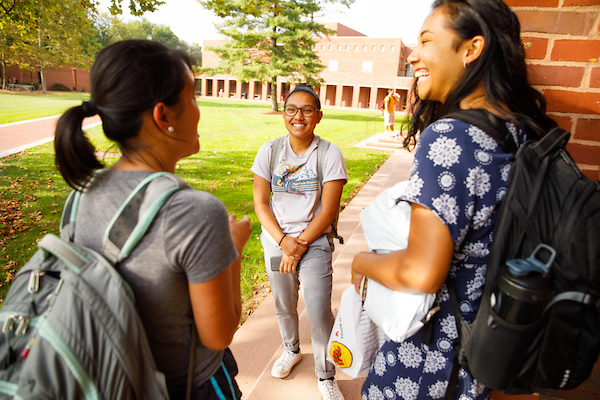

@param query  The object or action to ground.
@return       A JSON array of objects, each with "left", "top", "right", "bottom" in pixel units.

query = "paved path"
[{"left": 0, "top": 115, "right": 101, "bottom": 158}]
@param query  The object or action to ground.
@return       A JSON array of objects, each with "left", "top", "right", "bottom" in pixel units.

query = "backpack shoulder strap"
[
  {"left": 269, "top": 137, "right": 286, "bottom": 185},
  {"left": 317, "top": 138, "right": 330, "bottom": 190},
  {"left": 446, "top": 109, "right": 518, "bottom": 154},
  {"left": 102, "top": 172, "right": 189, "bottom": 264},
  {"left": 60, "top": 189, "right": 83, "bottom": 242}
]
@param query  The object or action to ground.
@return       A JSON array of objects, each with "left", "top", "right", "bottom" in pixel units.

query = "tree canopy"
[
  {"left": 200, "top": 0, "right": 354, "bottom": 111},
  {"left": 1, "top": 1, "right": 201, "bottom": 91}
]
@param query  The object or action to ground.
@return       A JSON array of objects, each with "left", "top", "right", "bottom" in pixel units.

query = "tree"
[
  {"left": 95, "top": 13, "right": 202, "bottom": 65},
  {"left": 200, "top": 0, "right": 354, "bottom": 111},
  {"left": 12, "top": 0, "right": 99, "bottom": 92}
]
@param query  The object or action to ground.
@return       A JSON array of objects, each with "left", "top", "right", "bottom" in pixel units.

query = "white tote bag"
[
  {"left": 359, "top": 181, "right": 438, "bottom": 343},
  {"left": 326, "top": 287, "right": 387, "bottom": 377}
]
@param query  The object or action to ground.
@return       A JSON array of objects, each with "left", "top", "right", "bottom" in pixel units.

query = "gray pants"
[{"left": 262, "top": 232, "right": 336, "bottom": 379}]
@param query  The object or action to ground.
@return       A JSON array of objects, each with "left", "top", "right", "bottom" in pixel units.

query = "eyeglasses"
[{"left": 284, "top": 105, "right": 318, "bottom": 118}]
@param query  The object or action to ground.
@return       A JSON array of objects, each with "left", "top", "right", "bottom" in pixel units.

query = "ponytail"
[{"left": 54, "top": 105, "right": 103, "bottom": 189}]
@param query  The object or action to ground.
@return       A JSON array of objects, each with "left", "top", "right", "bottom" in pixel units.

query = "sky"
[{"left": 105, "top": 0, "right": 435, "bottom": 47}]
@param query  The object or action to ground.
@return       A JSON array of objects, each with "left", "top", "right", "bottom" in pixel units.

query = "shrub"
[{"left": 50, "top": 83, "right": 71, "bottom": 92}]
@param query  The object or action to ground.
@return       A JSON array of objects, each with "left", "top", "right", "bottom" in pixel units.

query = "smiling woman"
[
  {"left": 351, "top": 0, "right": 558, "bottom": 399},
  {"left": 251, "top": 83, "right": 348, "bottom": 400}
]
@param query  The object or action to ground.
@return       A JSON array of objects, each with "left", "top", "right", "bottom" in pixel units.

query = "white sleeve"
[
  {"left": 250, "top": 141, "right": 274, "bottom": 182},
  {"left": 323, "top": 143, "right": 348, "bottom": 184}
]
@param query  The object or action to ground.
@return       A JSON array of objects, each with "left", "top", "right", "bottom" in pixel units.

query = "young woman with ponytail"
[{"left": 54, "top": 40, "right": 251, "bottom": 400}]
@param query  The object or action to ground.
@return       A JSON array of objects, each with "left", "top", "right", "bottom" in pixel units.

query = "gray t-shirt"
[{"left": 73, "top": 170, "right": 238, "bottom": 390}]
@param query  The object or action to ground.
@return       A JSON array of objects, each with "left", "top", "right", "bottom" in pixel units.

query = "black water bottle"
[
  {"left": 491, "top": 244, "right": 556, "bottom": 325},
  {"left": 464, "top": 244, "right": 556, "bottom": 390}
]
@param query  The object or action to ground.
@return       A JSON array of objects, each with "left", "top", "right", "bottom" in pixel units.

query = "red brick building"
[
  {"left": 198, "top": 23, "right": 414, "bottom": 113},
  {"left": 3, "top": 64, "right": 90, "bottom": 92}
]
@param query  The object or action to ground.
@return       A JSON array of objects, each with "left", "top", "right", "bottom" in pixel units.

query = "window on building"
[
  {"left": 363, "top": 45, "right": 367, "bottom": 51},
  {"left": 404, "top": 62, "right": 415, "bottom": 77},
  {"left": 382, "top": 46, "right": 385, "bottom": 52},
  {"left": 321, "top": 45, "right": 324, "bottom": 50},
  {"left": 337, "top": 45, "right": 341, "bottom": 50},
  {"left": 391, "top": 46, "right": 395, "bottom": 52},
  {"left": 329, "top": 60, "right": 338, "bottom": 72},
  {"left": 362, "top": 61, "right": 373, "bottom": 73},
  {"left": 329, "top": 45, "right": 332, "bottom": 50},
  {"left": 345, "top": 45, "right": 349, "bottom": 50},
  {"left": 355, "top": 45, "right": 358, "bottom": 51},
  {"left": 372, "top": 45, "right": 376, "bottom": 51}
]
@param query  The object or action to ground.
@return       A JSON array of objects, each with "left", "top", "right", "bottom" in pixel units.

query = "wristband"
[
  {"left": 278, "top": 234, "right": 286, "bottom": 246},
  {"left": 360, "top": 276, "right": 368, "bottom": 303}
]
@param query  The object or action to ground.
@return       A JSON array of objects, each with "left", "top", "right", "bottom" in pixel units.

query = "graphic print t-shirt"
[{"left": 251, "top": 134, "right": 347, "bottom": 242}]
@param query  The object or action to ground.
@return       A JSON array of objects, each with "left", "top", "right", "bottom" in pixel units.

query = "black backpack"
[{"left": 444, "top": 110, "right": 600, "bottom": 397}]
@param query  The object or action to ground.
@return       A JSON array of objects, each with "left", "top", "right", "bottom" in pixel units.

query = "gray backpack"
[
  {"left": 0, "top": 172, "right": 188, "bottom": 400},
  {"left": 269, "top": 136, "right": 344, "bottom": 244}
]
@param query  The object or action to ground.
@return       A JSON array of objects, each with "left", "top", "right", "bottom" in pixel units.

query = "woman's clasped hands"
[{"left": 278, "top": 235, "right": 308, "bottom": 273}]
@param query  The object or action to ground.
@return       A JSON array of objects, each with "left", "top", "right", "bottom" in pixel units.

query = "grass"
[
  {"left": 0, "top": 94, "right": 394, "bottom": 317},
  {"left": 0, "top": 91, "right": 91, "bottom": 124}
]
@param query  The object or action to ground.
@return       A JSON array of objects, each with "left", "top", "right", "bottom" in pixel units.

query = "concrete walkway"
[{"left": 230, "top": 148, "right": 416, "bottom": 400}]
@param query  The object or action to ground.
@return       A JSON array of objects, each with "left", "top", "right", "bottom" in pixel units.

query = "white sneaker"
[
  {"left": 271, "top": 350, "right": 302, "bottom": 378},
  {"left": 318, "top": 378, "right": 345, "bottom": 400}
]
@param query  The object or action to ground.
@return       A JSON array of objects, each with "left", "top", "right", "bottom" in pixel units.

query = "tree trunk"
[
  {"left": 1, "top": 59, "right": 6, "bottom": 90},
  {"left": 270, "top": 79, "right": 278, "bottom": 111},
  {"left": 40, "top": 62, "right": 46, "bottom": 92}
]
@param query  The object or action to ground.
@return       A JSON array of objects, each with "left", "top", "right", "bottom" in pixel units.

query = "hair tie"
[{"left": 81, "top": 101, "right": 97, "bottom": 117}]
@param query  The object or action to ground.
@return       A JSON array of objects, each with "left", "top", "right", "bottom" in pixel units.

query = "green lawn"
[
  {"left": 0, "top": 91, "right": 91, "bottom": 124},
  {"left": 0, "top": 95, "right": 393, "bottom": 315}
]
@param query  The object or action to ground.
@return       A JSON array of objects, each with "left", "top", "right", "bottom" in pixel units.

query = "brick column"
[
  {"left": 224, "top": 79, "right": 230, "bottom": 98},
  {"left": 201, "top": 78, "right": 207, "bottom": 98},
  {"left": 235, "top": 80, "right": 242, "bottom": 99},
  {"left": 369, "top": 86, "right": 378, "bottom": 110},
  {"left": 352, "top": 84, "right": 361, "bottom": 109}
]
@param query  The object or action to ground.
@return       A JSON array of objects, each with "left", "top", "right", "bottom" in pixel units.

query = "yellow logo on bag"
[{"left": 330, "top": 341, "right": 352, "bottom": 368}]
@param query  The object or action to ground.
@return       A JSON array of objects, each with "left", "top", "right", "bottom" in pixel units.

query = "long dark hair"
[
  {"left": 403, "top": 0, "right": 555, "bottom": 149},
  {"left": 55, "top": 40, "right": 193, "bottom": 189}
]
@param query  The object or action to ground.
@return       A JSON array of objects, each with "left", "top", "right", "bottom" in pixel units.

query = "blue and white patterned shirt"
[{"left": 361, "top": 117, "right": 525, "bottom": 400}]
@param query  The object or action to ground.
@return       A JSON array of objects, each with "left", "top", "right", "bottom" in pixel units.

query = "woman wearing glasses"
[{"left": 251, "top": 84, "right": 348, "bottom": 400}]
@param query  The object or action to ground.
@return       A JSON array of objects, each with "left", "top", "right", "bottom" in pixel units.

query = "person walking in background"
[
  {"left": 383, "top": 89, "right": 401, "bottom": 136},
  {"left": 351, "top": 0, "right": 556, "bottom": 399},
  {"left": 251, "top": 84, "right": 348, "bottom": 400},
  {"left": 54, "top": 40, "right": 251, "bottom": 400}
]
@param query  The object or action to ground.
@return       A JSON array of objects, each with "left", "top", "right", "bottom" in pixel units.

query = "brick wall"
[
  {"left": 506, "top": 0, "right": 600, "bottom": 180},
  {"left": 4, "top": 64, "right": 90, "bottom": 92}
]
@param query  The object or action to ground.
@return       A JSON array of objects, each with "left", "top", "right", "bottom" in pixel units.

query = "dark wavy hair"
[
  {"left": 54, "top": 40, "right": 193, "bottom": 189},
  {"left": 403, "top": 0, "right": 555, "bottom": 149}
]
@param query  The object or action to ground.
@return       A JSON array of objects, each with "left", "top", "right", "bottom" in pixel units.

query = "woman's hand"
[
  {"left": 229, "top": 214, "right": 251, "bottom": 255},
  {"left": 280, "top": 235, "right": 308, "bottom": 259},
  {"left": 277, "top": 253, "right": 301, "bottom": 273}
]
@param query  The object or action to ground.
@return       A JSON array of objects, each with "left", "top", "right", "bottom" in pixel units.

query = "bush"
[{"left": 50, "top": 83, "right": 71, "bottom": 92}]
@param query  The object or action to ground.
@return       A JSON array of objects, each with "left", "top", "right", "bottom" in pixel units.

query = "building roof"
[{"left": 322, "top": 23, "right": 367, "bottom": 37}]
